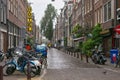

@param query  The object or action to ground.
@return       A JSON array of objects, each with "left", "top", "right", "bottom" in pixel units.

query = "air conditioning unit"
[{"left": 117, "top": 8, "right": 120, "bottom": 20}]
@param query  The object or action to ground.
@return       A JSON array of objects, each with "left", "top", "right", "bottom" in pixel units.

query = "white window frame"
[{"left": 103, "top": 1, "right": 111, "bottom": 22}]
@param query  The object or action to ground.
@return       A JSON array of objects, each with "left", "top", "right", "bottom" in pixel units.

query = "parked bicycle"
[
  {"left": 3, "top": 47, "right": 41, "bottom": 77},
  {"left": 91, "top": 46, "right": 107, "bottom": 65},
  {"left": 39, "top": 55, "right": 47, "bottom": 68}
]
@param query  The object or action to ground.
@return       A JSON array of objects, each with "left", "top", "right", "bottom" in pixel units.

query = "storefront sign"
[
  {"left": 27, "top": 6, "right": 32, "bottom": 32},
  {"left": 115, "top": 33, "right": 120, "bottom": 38},
  {"left": 114, "top": 24, "right": 120, "bottom": 34}
]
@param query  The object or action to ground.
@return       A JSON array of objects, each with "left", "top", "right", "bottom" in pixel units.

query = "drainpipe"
[
  {"left": 6, "top": 0, "right": 9, "bottom": 51},
  {"left": 113, "top": 0, "right": 118, "bottom": 48}
]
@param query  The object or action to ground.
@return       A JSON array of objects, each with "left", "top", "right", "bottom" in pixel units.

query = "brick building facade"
[
  {"left": 54, "top": 0, "right": 120, "bottom": 55},
  {"left": 0, "top": 0, "right": 7, "bottom": 52}
]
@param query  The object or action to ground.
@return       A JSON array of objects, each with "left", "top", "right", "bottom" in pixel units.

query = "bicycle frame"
[{"left": 6, "top": 56, "right": 36, "bottom": 72}]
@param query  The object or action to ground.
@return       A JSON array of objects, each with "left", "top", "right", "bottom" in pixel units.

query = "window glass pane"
[
  {"left": 104, "top": 4, "right": 107, "bottom": 21},
  {"left": 1, "top": 9, "right": 4, "bottom": 22},
  {"left": 108, "top": 1, "right": 111, "bottom": 20},
  {"left": 0, "top": 3, "right": 1, "bottom": 21},
  {"left": 3, "top": 6, "right": 7, "bottom": 24}
]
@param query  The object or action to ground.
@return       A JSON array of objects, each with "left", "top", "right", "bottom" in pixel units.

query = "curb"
[{"left": 17, "top": 77, "right": 43, "bottom": 80}]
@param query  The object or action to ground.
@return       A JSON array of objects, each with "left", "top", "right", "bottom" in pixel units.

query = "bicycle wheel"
[
  {"left": 44, "top": 58, "right": 47, "bottom": 68},
  {"left": 3, "top": 63, "right": 16, "bottom": 76},
  {"left": 24, "top": 62, "right": 38, "bottom": 78},
  {"left": 42, "top": 58, "right": 47, "bottom": 68}
]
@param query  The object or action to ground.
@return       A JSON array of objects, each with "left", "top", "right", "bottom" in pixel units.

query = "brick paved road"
[{"left": 2, "top": 48, "right": 120, "bottom": 80}]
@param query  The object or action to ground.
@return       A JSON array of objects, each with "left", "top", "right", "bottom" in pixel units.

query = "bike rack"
[{"left": 0, "top": 66, "right": 3, "bottom": 80}]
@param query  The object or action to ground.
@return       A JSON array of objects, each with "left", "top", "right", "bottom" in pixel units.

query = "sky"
[{"left": 28, "top": 0, "right": 65, "bottom": 26}]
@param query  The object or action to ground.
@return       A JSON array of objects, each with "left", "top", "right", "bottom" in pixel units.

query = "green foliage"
[
  {"left": 81, "top": 23, "right": 102, "bottom": 56},
  {"left": 27, "top": 36, "right": 34, "bottom": 46},
  {"left": 72, "top": 24, "right": 81, "bottom": 34},
  {"left": 82, "top": 39, "right": 94, "bottom": 56},
  {"left": 76, "top": 34, "right": 81, "bottom": 38},
  {"left": 40, "top": 4, "right": 56, "bottom": 40},
  {"left": 91, "top": 23, "right": 102, "bottom": 46},
  {"left": 72, "top": 24, "right": 83, "bottom": 38},
  {"left": 64, "top": 37, "right": 67, "bottom": 47},
  {"left": 78, "top": 42, "right": 83, "bottom": 51},
  {"left": 45, "top": 19, "right": 53, "bottom": 40}
]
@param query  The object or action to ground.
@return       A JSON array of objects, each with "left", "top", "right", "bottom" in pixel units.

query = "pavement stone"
[
  {"left": 63, "top": 50, "right": 120, "bottom": 73},
  {"left": 2, "top": 49, "right": 120, "bottom": 80},
  {"left": 17, "top": 77, "right": 42, "bottom": 80}
]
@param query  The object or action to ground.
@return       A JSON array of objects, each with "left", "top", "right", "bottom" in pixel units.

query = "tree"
[
  {"left": 82, "top": 23, "right": 102, "bottom": 56},
  {"left": 40, "top": 4, "right": 56, "bottom": 40},
  {"left": 91, "top": 23, "right": 102, "bottom": 46},
  {"left": 72, "top": 24, "right": 82, "bottom": 38},
  {"left": 45, "top": 19, "right": 53, "bottom": 40},
  {"left": 82, "top": 39, "right": 94, "bottom": 56},
  {"left": 81, "top": 23, "right": 102, "bottom": 63},
  {"left": 82, "top": 38, "right": 94, "bottom": 63}
]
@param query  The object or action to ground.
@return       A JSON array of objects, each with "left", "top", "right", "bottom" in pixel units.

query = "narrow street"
[
  {"left": 3, "top": 48, "right": 120, "bottom": 80},
  {"left": 1, "top": 0, "right": 120, "bottom": 80},
  {"left": 43, "top": 48, "right": 120, "bottom": 80}
]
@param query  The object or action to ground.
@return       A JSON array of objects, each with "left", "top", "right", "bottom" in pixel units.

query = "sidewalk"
[
  {"left": 61, "top": 49, "right": 120, "bottom": 73},
  {"left": 17, "top": 77, "right": 42, "bottom": 80}
]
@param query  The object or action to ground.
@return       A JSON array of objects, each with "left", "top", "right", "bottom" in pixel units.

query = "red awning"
[{"left": 114, "top": 24, "right": 120, "bottom": 34}]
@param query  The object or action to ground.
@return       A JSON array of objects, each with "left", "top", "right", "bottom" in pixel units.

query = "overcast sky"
[{"left": 28, "top": 0, "right": 65, "bottom": 26}]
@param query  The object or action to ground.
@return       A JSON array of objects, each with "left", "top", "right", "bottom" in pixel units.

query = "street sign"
[
  {"left": 27, "top": 6, "right": 33, "bottom": 32},
  {"left": 27, "top": 27, "right": 32, "bottom": 32}
]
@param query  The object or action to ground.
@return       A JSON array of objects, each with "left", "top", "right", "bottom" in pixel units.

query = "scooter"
[
  {"left": 3, "top": 48, "right": 41, "bottom": 77},
  {"left": 91, "top": 49, "right": 107, "bottom": 64}
]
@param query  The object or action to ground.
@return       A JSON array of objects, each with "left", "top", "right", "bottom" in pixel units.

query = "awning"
[
  {"left": 73, "top": 37, "right": 84, "bottom": 42},
  {"left": 114, "top": 24, "right": 120, "bottom": 34},
  {"left": 100, "top": 29, "right": 110, "bottom": 35}
]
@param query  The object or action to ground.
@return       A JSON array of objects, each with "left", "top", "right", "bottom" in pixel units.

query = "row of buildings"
[
  {"left": 0, "top": 0, "right": 41, "bottom": 52},
  {"left": 53, "top": 0, "right": 120, "bottom": 55}
]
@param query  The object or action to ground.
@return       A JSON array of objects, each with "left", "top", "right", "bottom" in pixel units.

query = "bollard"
[
  {"left": 0, "top": 66, "right": 3, "bottom": 80},
  {"left": 27, "top": 61, "right": 31, "bottom": 80},
  {"left": 81, "top": 54, "right": 83, "bottom": 60}
]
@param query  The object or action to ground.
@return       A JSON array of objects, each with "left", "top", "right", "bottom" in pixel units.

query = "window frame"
[{"left": 103, "top": 1, "right": 111, "bottom": 22}]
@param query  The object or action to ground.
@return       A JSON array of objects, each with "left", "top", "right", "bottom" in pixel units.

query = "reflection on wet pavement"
[{"left": 47, "top": 48, "right": 98, "bottom": 69}]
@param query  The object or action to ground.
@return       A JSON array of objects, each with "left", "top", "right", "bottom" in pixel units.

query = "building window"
[
  {"left": 108, "top": 1, "right": 111, "bottom": 20},
  {"left": 3, "top": 6, "right": 7, "bottom": 24},
  {"left": 104, "top": 1, "right": 111, "bottom": 22},
  {"left": 100, "top": 8, "right": 103, "bottom": 23},
  {"left": 0, "top": 5, "right": 4, "bottom": 22},
  {"left": 8, "top": 0, "right": 10, "bottom": 10},
  {"left": 90, "top": 0, "right": 92, "bottom": 11},
  {"left": 104, "top": 4, "right": 107, "bottom": 21},
  {"left": 95, "top": 11, "right": 97, "bottom": 24},
  {"left": 97, "top": 10, "right": 99, "bottom": 22},
  {"left": 0, "top": 2, "right": 1, "bottom": 21}
]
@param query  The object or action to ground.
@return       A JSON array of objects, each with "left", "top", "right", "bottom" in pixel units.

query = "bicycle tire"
[
  {"left": 24, "top": 62, "right": 38, "bottom": 78},
  {"left": 3, "top": 63, "right": 16, "bottom": 76}
]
